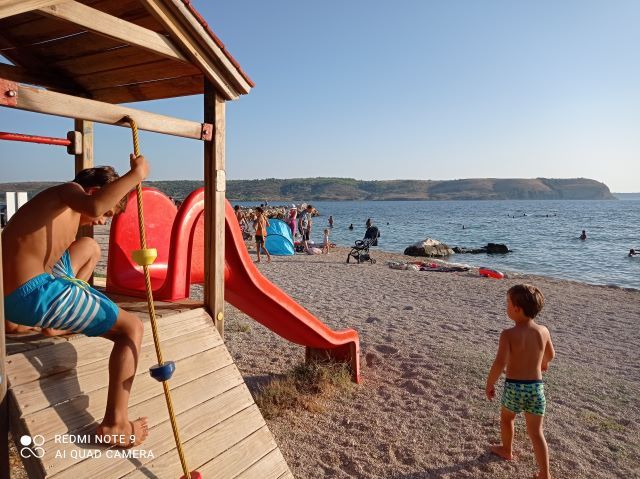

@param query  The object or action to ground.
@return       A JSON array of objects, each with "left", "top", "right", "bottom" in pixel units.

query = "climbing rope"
[{"left": 126, "top": 117, "right": 198, "bottom": 479}]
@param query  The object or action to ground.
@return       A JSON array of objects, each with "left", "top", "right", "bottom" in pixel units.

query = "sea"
[{"left": 238, "top": 198, "right": 640, "bottom": 290}]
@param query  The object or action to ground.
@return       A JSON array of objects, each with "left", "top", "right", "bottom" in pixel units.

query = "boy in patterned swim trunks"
[
  {"left": 486, "top": 284, "right": 556, "bottom": 479},
  {"left": 2, "top": 156, "right": 150, "bottom": 447}
]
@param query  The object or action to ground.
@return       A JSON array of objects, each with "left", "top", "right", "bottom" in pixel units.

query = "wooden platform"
[{"left": 6, "top": 298, "right": 293, "bottom": 479}]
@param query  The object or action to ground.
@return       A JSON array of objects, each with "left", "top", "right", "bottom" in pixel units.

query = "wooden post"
[
  {"left": 75, "top": 119, "right": 94, "bottom": 240},
  {"left": 0, "top": 233, "right": 9, "bottom": 479},
  {"left": 203, "top": 80, "right": 225, "bottom": 338}
]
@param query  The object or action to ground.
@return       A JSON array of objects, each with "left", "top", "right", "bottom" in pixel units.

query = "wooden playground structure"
[{"left": 0, "top": 1, "right": 294, "bottom": 477}]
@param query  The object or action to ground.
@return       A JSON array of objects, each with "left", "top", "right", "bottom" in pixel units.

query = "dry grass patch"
[
  {"left": 227, "top": 321, "right": 251, "bottom": 333},
  {"left": 254, "top": 361, "right": 354, "bottom": 419}
]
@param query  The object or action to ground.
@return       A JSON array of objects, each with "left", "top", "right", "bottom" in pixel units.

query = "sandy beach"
[
  {"left": 206, "top": 246, "right": 639, "bottom": 479},
  {"left": 8, "top": 243, "right": 640, "bottom": 478}
]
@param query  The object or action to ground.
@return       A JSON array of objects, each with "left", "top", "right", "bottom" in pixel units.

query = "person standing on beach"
[
  {"left": 486, "top": 284, "right": 555, "bottom": 479},
  {"left": 253, "top": 206, "right": 271, "bottom": 263},
  {"left": 364, "top": 221, "right": 380, "bottom": 246},
  {"left": 300, "top": 204, "right": 313, "bottom": 251},
  {"left": 2, "top": 159, "right": 151, "bottom": 447},
  {"left": 322, "top": 228, "right": 330, "bottom": 254},
  {"left": 287, "top": 205, "right": 298, "bottom": 239}
]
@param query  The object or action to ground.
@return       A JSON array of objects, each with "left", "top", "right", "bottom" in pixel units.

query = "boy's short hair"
[
  {"left": 508, "top": 284, "right": 545, "bottom": 319},
  {"left": 256, "top": 206, "right": 264, "bottom": 213},
  {"left": 73, "top": 166, "right": 128, "bottom": 213}
]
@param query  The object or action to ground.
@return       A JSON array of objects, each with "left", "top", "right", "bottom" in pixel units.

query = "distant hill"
[{"left": 0, "top": 177, "right": 615, "bottom": 202}]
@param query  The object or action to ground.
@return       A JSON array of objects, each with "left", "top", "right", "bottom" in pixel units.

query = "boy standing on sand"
[
  {"left": 2, "top": 156, "right": 150, "bottom": 447},
  {"left": 486, "top": 284, "right": 555, "bottom": 479},
  {"left": 253, "top": 206, "right": 271, "bottom": 263}
]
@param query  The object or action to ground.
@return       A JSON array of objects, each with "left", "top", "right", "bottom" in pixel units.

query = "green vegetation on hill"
[{"left": 0, "top": 177, "right": 615, "bottom": 202}]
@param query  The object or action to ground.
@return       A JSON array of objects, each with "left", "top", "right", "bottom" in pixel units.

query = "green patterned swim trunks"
[{"left": 501, "top": 379, "right": 546, "bottom": 416}]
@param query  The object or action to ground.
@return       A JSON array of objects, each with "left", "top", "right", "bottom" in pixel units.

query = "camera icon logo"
[{"left": 20, "top": 435, "right": 45, "bottom": 459}]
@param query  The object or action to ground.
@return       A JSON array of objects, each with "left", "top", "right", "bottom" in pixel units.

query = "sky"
[{"left": 1, "top": 0, "right": 639, "bottom": 192}]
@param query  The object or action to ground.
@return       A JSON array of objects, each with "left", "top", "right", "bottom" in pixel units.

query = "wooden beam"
[
  {"left": 0, "top": 80, "right": 212, "bottom": 140},
  {"left": 167, "top": 0, "right": 252, "bottom": 94},
  {"left": 37, "top": 1, "right": 188, "bottom": 63},
  {"left": 89, "top": 74, "right": 203, "bottom": 104},
  {"left": 0, "top": 0, "right": 61, "bottom": 20},
  {"left": 0, "top": 32, "right": 91, "bottom": 96},
  {"left": 0, "top": 232, "right": 8, "bottom": 479},
  {"left": 74, "top": 119, "right": 94, "bottom": 242},
  {"left": 0, "top": 63, "right": 81, "bottom": 95},
  {"left": 138, "top": 0, "right": 238, "bottom": 100},
  {"left": 204, "top": 80, "right": 226, "bottom": 338},
  {"left": 77, "top": 59, "right": 199, "bottom": 90}
]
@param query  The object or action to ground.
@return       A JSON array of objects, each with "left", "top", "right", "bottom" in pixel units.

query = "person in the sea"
[
  {"left": 629, "top": 248, "right": 638, "bottom": 257},
  {"left": 328, "top": 215, "right": 334, "bottom": 228},
  {"left": 579, "top": 230, "right": 587, "bottom": 240},
  {"left": 253, "top": 206, "right": 271, "bottom": 263},
  {"left": 2, "top": 158, "right": 150, "bottom": 447},
  {"left": 486, "top": 284, "right": 555, "bottom": 479},
  {"left": 348, "top": 223, "right": 354, "bottom": 230},
  {"left": 365, "top": 218, "right": 372, "bottom": 229}
]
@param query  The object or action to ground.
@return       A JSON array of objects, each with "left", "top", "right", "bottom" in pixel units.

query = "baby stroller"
[{"left": 347, "top": 239, "right": 376, "bottom": 264}]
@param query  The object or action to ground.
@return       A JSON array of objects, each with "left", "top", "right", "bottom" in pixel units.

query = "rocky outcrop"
[
  {"left": 404, "top": 238, "right": 454, "bottom": 257},
  {"left": 453, "top": 243, "right": 510, "bottom": 254}
]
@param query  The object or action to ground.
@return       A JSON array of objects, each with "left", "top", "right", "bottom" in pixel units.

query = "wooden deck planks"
[
  {"left": 13, "top": 348, "right": 236, "bottom": 444},
  {"left": 7, "top": 308, "right": 210, "bottom": 386},
  {"left": 8, "top": 295, "right": 292, "bottom": 478},
  {"left": 12, "top": 325, "right": 220, "bottom": 416},
  {"left": 197, "top": 426, "right": 280, "bottom": 479},
  {"left": 49, "top": 384, "right": 255, "bottom": 478},
  {"left": 235, "top": 448, "right": 293, "bottom": 479}
]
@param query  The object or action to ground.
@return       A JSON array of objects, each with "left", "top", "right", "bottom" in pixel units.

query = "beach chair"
[{"left": 347, "top": 239, "right": 376, "bottom": 264}]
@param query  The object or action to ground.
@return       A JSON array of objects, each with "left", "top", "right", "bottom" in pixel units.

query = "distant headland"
[{"left": 0, "top": 177, "right": 615, "bottom": 202}]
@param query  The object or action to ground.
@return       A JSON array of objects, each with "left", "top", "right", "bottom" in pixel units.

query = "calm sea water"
[{"left": 240, "top": 199, "right": 640, "bottom": 289}]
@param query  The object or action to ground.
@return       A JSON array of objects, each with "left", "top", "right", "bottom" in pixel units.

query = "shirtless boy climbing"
[
  {"left": 486, "top": 284, "right": 555, "bottom": 479},
  {"left": 2, "top": 155, "right": 150, "bottom": 447}
]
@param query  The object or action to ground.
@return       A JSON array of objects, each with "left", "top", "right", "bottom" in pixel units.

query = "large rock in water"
[
  {"left": 453, "top": 243, "right": 510, "bottom": 254},
  {"left": 404, "top": 238, "right": 454, "bottom": 257}
]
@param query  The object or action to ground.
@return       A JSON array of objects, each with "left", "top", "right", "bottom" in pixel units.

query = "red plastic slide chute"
[{"left": 107, "top": 188, "right": 360, "bottom": 382}]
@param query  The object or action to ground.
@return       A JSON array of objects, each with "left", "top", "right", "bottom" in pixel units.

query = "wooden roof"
[{"left": 0, "top": 0, "right": 254, "bottom": 103}]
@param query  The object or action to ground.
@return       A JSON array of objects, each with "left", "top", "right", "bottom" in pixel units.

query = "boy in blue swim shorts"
[
  {"left": 486, "top": 284, "right": 556, "bottom": 479},
  {"left": 2, "top": 155, "right": 150, "bottom": 447}
]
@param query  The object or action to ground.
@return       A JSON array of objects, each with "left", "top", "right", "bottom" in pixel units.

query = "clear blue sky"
[{"left": 1, "top": 0, "right": 639, "bottom": 192}]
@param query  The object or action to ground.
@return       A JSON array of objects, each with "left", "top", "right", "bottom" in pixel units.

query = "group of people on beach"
[{"left": 234, "top": 203, "right": 334, "bottom": 260}]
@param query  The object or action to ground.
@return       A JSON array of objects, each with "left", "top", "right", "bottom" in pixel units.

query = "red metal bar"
[{"left": 0, "top": 131, "right": 71, "bottom": 146}]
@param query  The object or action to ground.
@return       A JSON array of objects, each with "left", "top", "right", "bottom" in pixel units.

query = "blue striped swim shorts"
[{"left": 4, "top": 250, "right": 119, "bottom": 336}]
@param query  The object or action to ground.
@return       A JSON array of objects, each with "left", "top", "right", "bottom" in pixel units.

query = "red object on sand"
[
  {"left": 479, "top": 267, "right": 504, "bottom": 279},
  {"left": 107, "top": 188, "right": 360, "bottom": 383}
]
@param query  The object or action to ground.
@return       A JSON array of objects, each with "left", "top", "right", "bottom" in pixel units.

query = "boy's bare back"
[
  {"left": 503, "top": 322, "right": 551, "bottom": 380},
  {"left": 2, "top": 184, "right": 86, "bottom": 294},
  {"left": 2, "top": 155, "right": 147, "bottom": 295}
]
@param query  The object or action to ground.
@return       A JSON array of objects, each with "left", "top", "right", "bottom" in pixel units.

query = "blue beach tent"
[{"left": 265, "top": 219, "right": 295, "bottom": 255}]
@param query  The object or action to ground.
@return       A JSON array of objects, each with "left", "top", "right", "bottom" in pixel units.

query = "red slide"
[{"left": 107, "top": 188, "right": 360, "bottom": 382}]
